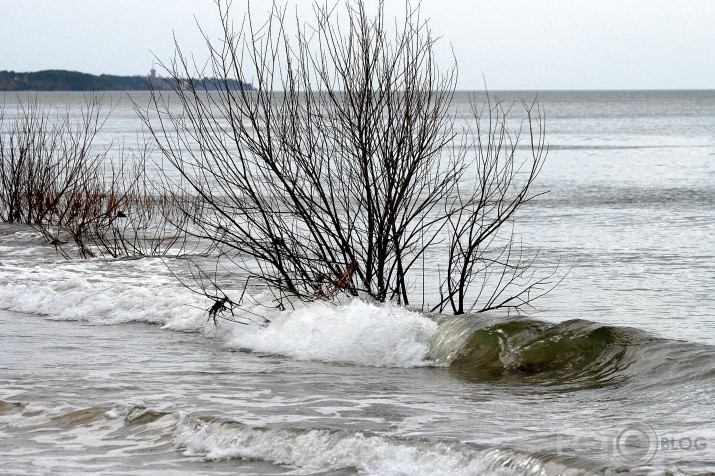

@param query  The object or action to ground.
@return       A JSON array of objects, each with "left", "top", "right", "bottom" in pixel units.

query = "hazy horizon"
[{"left": 3, "top": 0, "right": 715, "bottom": 91}]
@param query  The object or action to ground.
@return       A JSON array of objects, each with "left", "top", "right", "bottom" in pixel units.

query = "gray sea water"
[{"left": 1, "top": 90, "right": 714, "bottom": 474}]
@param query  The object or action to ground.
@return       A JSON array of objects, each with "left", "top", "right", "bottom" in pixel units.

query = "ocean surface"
[{"left": 1, "top": 90, "right": 714, "bottom": 474}]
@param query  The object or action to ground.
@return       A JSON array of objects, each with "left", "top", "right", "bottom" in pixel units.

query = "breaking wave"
[
  {"left": 429, "top": 314, "right": 715, "bottom": 389},
  {"left": 0, "top": 400, "right": 620, "bottom": 475},
  {"left": 1, "top": 223, "right": 714, "bottom": 386}
]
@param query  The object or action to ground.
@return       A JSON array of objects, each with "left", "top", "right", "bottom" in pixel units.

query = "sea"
[{"left": 1, "top": 90, "right": 714, "bottom": 475}]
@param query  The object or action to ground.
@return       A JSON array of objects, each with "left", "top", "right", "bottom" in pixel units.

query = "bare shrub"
[
  {"left": 146, "top": 0, "right": 558, "bottom": 315},
  {"left": 0, "top": 94, "right": 187, "bottom": 258},
  {"left": 143, "top": 0, "right": 458, "bottom": 308},
  {"left": 138, "top": 1, "right": 552, "bottom": 317},
  {"left": 434, "top": 96, "right": 554, "bottom": 315},
  {"left": 0, "top": 95, "right": 107, "bottom": 228}
]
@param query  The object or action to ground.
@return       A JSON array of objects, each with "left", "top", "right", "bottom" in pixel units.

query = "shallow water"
[{"left": 1, "top": 90, "right": 715, "bottom": 474}]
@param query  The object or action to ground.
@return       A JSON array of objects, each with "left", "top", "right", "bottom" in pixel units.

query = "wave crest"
[
  {"left": 429, "top": 315, "right": 715, "bottom": 388},
  {"left": 224, "top": 299, "right": 438, "bottom": 367}
]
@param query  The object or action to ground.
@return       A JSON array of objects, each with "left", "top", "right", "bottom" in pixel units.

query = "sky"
[{"left": 2, "top": 0, "right": 714, "bottom": 90}]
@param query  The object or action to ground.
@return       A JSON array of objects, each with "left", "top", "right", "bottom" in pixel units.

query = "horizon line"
[{"left": 3, "top": 69, "right": 714, "bottom": 93}]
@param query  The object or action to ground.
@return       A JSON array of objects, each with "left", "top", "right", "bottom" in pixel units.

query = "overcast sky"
[{"left": 3, "top": 0, "right": 714, "bottom": 90}]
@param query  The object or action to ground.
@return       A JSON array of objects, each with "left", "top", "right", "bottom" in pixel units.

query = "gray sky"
[{"left": 3, "top": 0, "right": 714, "bottom": 90}]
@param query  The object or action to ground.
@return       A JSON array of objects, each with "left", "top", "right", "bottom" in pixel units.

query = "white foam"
[
  {"left": 175, "top": 416, "right": 489, "bottom": 476},
  {"left": 0, "top": 237, "right": 438, "bottom": 367},
  {"left": 175, "top": 415, "right": 593, "bottom": 475},
  {"left": 223, "top": 299, "right": 438, "bottom": 367},
  {"left": 0, "top": 259, "right": 207, "bottom": 331}
]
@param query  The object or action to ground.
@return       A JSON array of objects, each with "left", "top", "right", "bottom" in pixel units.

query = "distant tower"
[{"left": 149, "top": 61, "right": 156, "bottom": 79}]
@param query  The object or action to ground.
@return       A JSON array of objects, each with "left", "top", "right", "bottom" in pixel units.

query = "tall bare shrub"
[{"left": 142, "top": 0, "right": 554, "bottom": 315}]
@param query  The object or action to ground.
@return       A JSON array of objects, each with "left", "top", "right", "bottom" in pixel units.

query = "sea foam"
[
  {"left": 174, "top": 414, "right": 591, "bottom": 476},
  {"left": 175, "top": 415, "right": 488, "bottom": 476},
  {"left": 222, "top": 298, "right": 437, "bottom": 367},
  {"left": 0, "top": 259, "right": 207, "bottom": 330},
  {"left": 0, "top": 245, "right": 437, "bottom": 368}
]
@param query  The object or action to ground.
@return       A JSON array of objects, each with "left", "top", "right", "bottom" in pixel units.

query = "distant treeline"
[{"left": 0, "top": 70, "right": 253, "bottom": 92}]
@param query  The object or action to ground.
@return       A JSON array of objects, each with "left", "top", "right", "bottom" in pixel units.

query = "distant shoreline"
[
  {"left": 0, "top": 69, "right": 252, "bottom": 92},
  {"left": 1, "top": 71, "right": 712, "bottom": 93}
]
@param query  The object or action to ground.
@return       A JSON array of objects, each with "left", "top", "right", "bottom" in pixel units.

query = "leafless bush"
[
  {"left": 140, "top": 0, "right": 557, "bottom": 315},
  {"left": 0, "top": 94, "right": 188, "bottom": 258},
  {"left": 434, "top": 96, "right": 554, "bottom": 314},
  {"left": 0, "top": 95, "right": 106, "bottom": 228}
]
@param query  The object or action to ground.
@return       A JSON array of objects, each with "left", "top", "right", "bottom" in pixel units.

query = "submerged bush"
[
  {"left": 142, "top": 0, "right": 557, "bottom": 316},
  {"left": 0, "top": 94, "right": 187, "bottom": 258},
  {"left": 0, "top": 1, "right": 558, "bottom": 318}
]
